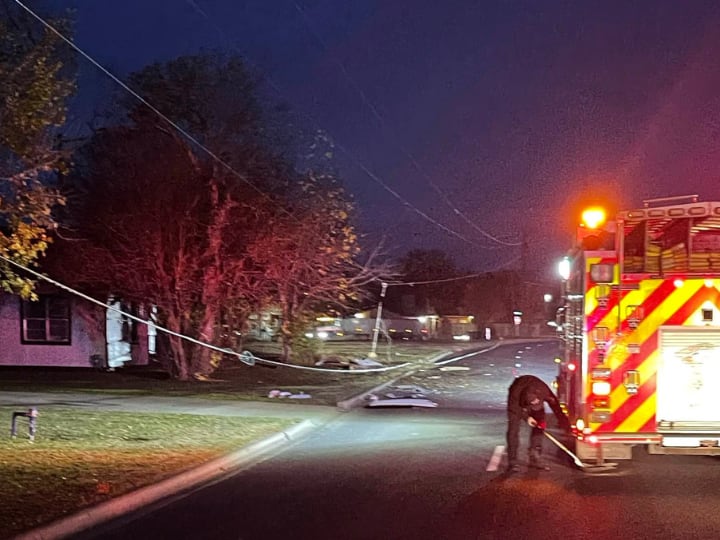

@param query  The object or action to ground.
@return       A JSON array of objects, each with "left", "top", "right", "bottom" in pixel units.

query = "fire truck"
[{"left": 556, "top": 195, "right": 720, "bottom": 462}]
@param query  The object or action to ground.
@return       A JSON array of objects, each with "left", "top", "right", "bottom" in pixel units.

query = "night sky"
[{"left": 35, "top": 0, "right": 720, "bottom": 276}]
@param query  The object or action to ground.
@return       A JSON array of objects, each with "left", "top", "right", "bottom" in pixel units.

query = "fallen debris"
[
  {"left": 350, "top": 357, "right": 384, "bottom": 369},
  {"left": 394, "top": 384, "right": 432, "bottom": 394},
  {"left": 366, "top": 397, "right": 438, "bottom": 408},
  {"left": 384, "top": 391, "right": 427, "bottom": 399},
  {"left": 315, "top": 356, "right": 350, "bottom": 369},
  {"left": 267, "top": 390, "right": 293, "bottom": 398}
]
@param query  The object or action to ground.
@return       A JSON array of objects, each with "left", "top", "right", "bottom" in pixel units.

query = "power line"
[
  {"left": 13, "top": 0, "right": 300, "bottom": 224},
  {"left": 185, "top": 0, "right": 500, "bottom": 251},
  {"left": 22, "top": 0, "right": 513, "bottom": 256},
  {"left": 332, "top": 140, "right": 482, "bottom": 246},
  {"left": 385, "top": 255, "right": 521, "bottom": 286},
  {"left": 292, "top": 0, "right": 522, "bottom": 248},
  {"left": 0, "top": 254, "right": 414, "bottom": 374}
]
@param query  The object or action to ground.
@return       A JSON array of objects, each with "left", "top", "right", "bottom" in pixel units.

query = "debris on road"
[
  {"left": 364, "top": 383, "right": 438, "bottom": 408},
  {"left": 366, "top": 396, "right": 438, "bottom": 408},
  {"left": 267, "top": 390, "right": 309, "bottom": 398},
  {"left": 314, "top": 356, "right": 350, "bottom": 369},
  {"left": 393, "top": 384, "right": 433, "bottom": 394},
  {"left": 350, "top": 357, "right": 384, "bottom": 369}
]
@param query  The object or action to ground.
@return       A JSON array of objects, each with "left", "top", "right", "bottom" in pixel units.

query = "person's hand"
[{"left": 527, "top": 417, "right": 538, "bottom": 427}]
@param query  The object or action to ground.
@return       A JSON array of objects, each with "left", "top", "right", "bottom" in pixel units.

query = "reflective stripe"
[{"left": 585, "top": 274, "right": 720, "bottom": 435}]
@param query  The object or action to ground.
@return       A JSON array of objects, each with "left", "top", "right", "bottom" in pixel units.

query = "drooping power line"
[
  {"left": 185, "top": 0, "right": 503, "bottom": 251},
  {"left": 0, "top": 254, "right": 414, "bottom": 374},
  {"left": 292, "top": 0, "right": 522, "bottom": 248},
  {"left": 13, "top": 0, "right": 301, "bottom": 224}
]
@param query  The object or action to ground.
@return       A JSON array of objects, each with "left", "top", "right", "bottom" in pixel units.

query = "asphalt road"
[{"left": 71, "top": 340, "right": 720, "bottom": 540}]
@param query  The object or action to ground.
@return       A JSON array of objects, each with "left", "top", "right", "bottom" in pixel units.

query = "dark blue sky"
[{"left": 37, "top": 0, "right": 720, "bottom": 275}]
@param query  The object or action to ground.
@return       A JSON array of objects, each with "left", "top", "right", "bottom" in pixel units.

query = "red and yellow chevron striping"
[{"left": 586, "top": 274, "right": 720, "bottom": 434}]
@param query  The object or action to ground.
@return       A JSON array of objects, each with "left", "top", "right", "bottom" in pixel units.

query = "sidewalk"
[{"left": 0, "top": 391, "right": 339, "bottom": 422}]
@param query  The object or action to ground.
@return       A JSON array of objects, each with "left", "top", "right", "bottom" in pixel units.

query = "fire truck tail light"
[
  {"left": 567, "top": 363, "right": 577, "bottom": 372},
  {"left": 591, "top": 410, "right": 611, "bottom": 423},
  {"left": 592, "top": 396, "right": 611, "bottom": 409},
  {"left": 575, "top": 418, "right": 585, "bottom": 431},
  {"left": 588, "top": 435, "right": 599, "bottom": 444},
  {"left": 592, "top": 381, "right": 611, "bottom": 396}
]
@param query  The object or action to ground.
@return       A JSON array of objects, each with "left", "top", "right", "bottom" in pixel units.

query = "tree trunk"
[
  {"left": 279, "top": 294, "right": 294, "bottom": 362},
  {"left": 193, "top": 304, "right": 220, "bottom": 378},
  {"left": 165, "top": 313, "right": 191, "bottom": 380},
  {"left": 280, "top": 319, "right": 292, "bottom": 362},
  {"left": 171, "top": 336, "right": 190, "bottom": 380}
]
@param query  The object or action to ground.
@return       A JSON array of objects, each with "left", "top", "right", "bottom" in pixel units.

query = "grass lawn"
[
  {"left": 0, "top": 406, "right": 296, "bottom": 538},
  {"left": 0, "top": 341, "right": 478, "bottom": 537},
  {"left": 0, "top": 342, "right": 457, "bottom": 406}
]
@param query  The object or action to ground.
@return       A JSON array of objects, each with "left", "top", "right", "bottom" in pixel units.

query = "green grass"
[
  {"left": 0, "top": 342, "right": 473, "bottom": 537},
  {"left": 0, "top": 342, "right": 455, "bottom": 405},
  {"left": 0, "top": 406, "right": 296, "bottom": 538}
]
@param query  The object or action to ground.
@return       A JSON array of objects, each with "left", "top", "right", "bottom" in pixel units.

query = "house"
[{"left": 0, "top": 284, "right": 150, "bottom": 369}]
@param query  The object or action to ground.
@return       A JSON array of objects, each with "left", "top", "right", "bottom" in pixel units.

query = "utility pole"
[{"left": 368, "top": 282, "right": 388, "bottom": 359}]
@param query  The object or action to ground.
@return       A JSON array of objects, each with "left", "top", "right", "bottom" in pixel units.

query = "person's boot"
[
  {"left": 507, "top": 461, "right": 521, "bottom": 473},
  {"left": 528, "top": 447, "right": 550, "bottom": 470}
]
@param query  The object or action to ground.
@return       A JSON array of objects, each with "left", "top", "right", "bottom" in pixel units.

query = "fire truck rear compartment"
[{"left": 654, "top": 327, "right": 720, "bottom": 453}]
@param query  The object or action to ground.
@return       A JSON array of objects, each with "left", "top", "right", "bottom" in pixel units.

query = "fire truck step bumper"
[{"left": 649, "top": 443, "right": 720, "bottom": 455}]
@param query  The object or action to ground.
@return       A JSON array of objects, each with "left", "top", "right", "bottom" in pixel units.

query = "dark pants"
[{"left": 506, "top": 408, "right": 546, "bottom": 465}]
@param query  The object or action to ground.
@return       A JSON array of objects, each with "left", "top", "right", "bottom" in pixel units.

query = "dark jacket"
[{"left": 507, "top": 375, "right": 567, "bottom": 426}]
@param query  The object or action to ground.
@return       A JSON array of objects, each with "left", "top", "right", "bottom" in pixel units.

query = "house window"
[{"left": 21, "top": 296, "right": 71, "bottom": 344}]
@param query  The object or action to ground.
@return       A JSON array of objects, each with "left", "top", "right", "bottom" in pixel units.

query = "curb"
[{"left": 15, "top": 419, "right": 320, "bottom": 540}]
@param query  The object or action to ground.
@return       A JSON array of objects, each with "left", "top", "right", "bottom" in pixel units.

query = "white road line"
[{"left": 486, "top": 445, "right": 505, "bottom": 472}]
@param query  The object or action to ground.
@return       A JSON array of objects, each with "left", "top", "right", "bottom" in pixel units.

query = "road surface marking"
[{"left": 486, "top": 445, "right": 505, "bottom": 471}]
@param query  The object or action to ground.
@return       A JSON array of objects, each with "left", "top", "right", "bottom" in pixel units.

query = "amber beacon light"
[{"left": 581, "top": 207, "right": 606, "bottom": 229}]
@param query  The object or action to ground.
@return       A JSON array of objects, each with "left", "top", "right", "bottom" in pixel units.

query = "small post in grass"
[{"left": 11, "top": 407, "right": 38, "bottom": 442}]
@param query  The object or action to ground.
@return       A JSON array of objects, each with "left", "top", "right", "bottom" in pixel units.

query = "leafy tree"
[
  {"left": 52, "top": 53, "right": 281, "bottom": 379},
  {"left": 57, "top": 52, "right": 387, "bottom": 376},
  {"left": 0, "top": 5, "right": 74, "bottom": 297},
  {"left": 248, "top": 172, "right": 386, "bottom": 361},
  {"left": 55, "top": 122, "right": 273, "bottom": 379}
]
